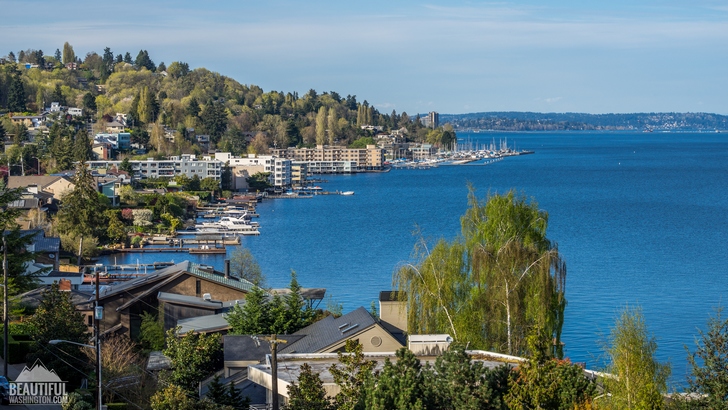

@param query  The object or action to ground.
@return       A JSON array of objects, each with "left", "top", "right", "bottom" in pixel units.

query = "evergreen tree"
[
  {"left": 186, "top": 97, "right": 200, "bottom": 118},
  {"left": 115, "top": 54, "right": 123, "bottom": 64},
  {"left": 685, "top": 308, "right": 728, "bottom": 409},
  {"left": 27, "top": 282, "right": 89, "bottom": 385},
  {"left": 135, "top": 50, "right": 156, "bottom": 71},
  {"left": 7, "top": 67, "right": 26, "bottom": 112},
  {"left": 157, "top": 61, "right": 166, "bottom": 72},
  {"left": 330, "top": 340, "right": 375, "bottom": 410},
  {"left": 367, "top": 348, "right": 426, "bottom": 410},
  {"left": 52, "top": 83, "right": 67, "bottom": 106},
  {"left": 0, "top": 121, "right": 6, "bottom": 144},
  {"left": 73, "top": 129, "right": 93, "bottom": 162},
  {"left": 56, "top": 161, "right": 108, "bottom": 240},
  {"left": 506, "top": 331, "right": 595, "bottom": 410},
  {"left": 423, "top": 345, "right": 510, "bottom": 410},
  {"left": 283, "top": 271, "right": 315, "bottom": 333},
  {"left": 102, "top": 47, "right": 114, "bottom": 69},
  {"left": 123, "top": 52, "right": 132, "bottom": 64},
  {"left": 287, "top": 363, "right": 333, "bottom": 410},
  {"left": 200, "top": 101, "right": 228, "bottom": 142},
  {"left": 7, "top": 51, "right": 15, "bottom": 62},
  {"left": 54, "top": 48, "right": 62, "bottom": 62},
  {"left": 226, "top": 287, "right": 270, "bottom": 335},
  {"left": 206, "top": 375, "right": 229, "bottom": 405},
  {"left": 1, "top": 181, "right": 40, "bottom": 293}
]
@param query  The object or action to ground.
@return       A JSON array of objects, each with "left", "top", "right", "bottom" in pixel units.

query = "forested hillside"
[{"left": 0, "top": 44, "right": 453, "bottom": 162}]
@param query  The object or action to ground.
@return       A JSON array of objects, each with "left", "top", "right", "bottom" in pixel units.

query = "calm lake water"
[{"left": 99, "top": 131, "right": 728, "bottom": 385}]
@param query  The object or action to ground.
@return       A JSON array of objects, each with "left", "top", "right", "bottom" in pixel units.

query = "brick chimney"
[{"left": 58, "top": 278, "right": 72, "bottom": 291}]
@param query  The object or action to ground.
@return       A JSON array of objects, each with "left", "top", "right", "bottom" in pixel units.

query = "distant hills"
[{"left": 438, "top": 112, "right": 728, "bottom": 132}]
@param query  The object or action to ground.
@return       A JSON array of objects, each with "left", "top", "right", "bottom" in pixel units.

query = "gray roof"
[
  {"left": 157, "top": 292, "right": 225, "bottom": 309},
  {"left": 17, "top": 286, "right": 92, "bottom": 308},
  {"left": 224, "top": 334, "right": 306, "bottom": 363},
  {"left": 8, "top": 198, "right": 39, "bottom": 209},
  {"left": 280, "top": 307, "right": 377, "bottom": 354},
  {"left": 99, "top": 260, "right": 257, "bottom": 301},
  {"left": 20, "top": 230, "right": 60, "bottom": 253},
  {"left": 178, "top": 313, "right": 231, "bottom": 334}
]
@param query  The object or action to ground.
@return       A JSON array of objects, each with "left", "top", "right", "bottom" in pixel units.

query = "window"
[{"left": 196, "top": 279, "right": 201, "bottom": 297}]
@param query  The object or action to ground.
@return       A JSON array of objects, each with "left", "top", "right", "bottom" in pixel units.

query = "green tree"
[
  {"left": 206, "top": 374, "right": 250, "bottom": 409},
  {"left": 315, "top": 106, "right": 328, "bottom": 145},
  {"left": 395, "top": 189, "right": 567, "bottom": 356},
  {"left": 150, "top": 384, "right": 195, "bottom": 410},
  {"left": 602, "top": 306, "right": 670, "bottom": 410},
  {"left": 226, "top": 286, "right": 270, "bottom": 335},
  {"left": 137, "top": 86, "right": 159, "bottom": 124},
  {"left": 282, "top": 271, "right": 315, "bottom": 334},
  {"left": 349, "top": 136, "right": 375, "bottom": 148},
  {"left": 27, "top": 282, "right": 90, "bottom": 385},
  {"left": 201, "top": 101, "right": 228, "bottom": 142},
  {"left": 366, "top": 348, "right": 426, "bottom": 410},
  {"left": 51, "top": 83, "right": 67, "bottom": 106},
  {"left": 685, "top": 308, "right": 728, "bottom": 409},
  {"left": 82, "top": 92, "right": 97, "bottom": 113},
  {"left": 134, "top": 49, "right": 155, "bottom": 71},
  {"left": 162, "top": 327, "right": 222, "bottom": 395},
  {"left": 330, "top": 340, "right": 376, "bottom": 410},
  {"left": 105, "top": 210, "right": 127, "bottom": 244},
  {"left": 139, "top": 311, "right": 166, "bottom": 351},
  {"left": 73, "top": 129, "right": 93, "bottom": 162},
  {"left": 62, "top": 41, "right": 75, "bottom": 64},
  {"left": 423, "top": 345, "right": 510, "bottom": 410},
  {"left": 56, "top": 161, "right": 108, "bottom": 241},
  {"left": 7, "top": 67, "right": 26, "bottom": 112},
  {"left": 200, "top": 177, "right": 220, "bottom": 193},
  {"left": 246, "top": 172, "right": 271, "bottom": 191},
  {"left": 506, "top": 330, "right": 595, "bottom": 410},
  {"left": 0, "top": 182, "right": 40, "bottom": 293},
  {"left": 287, "top": 363, "right": 334, "bottom": 410}
]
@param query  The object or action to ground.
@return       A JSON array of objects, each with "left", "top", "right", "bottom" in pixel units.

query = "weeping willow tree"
[{"left": 394, "top": 188, "right": 567, "bottom": 357}]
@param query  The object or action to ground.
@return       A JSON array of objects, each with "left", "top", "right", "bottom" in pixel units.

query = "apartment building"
[
  {"left": 214, "top": 152, "right": 292, "bottom": 188},
  {"left": 87, "top": 154, "right": 223, "bottom": 181},
  {"left": 271, "top": 145, "right": 384, "bottom": 173}
]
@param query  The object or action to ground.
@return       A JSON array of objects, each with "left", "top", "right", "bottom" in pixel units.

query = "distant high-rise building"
[{"left": 427, "top": 111, "right": 439, "bottom": 129}]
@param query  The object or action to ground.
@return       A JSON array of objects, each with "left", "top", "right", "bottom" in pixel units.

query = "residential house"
[
  {"left": 18, "top": 281, "right": 94, "bottom": 332},
  {"left": 7, "top": 175, "right": 75, "bottom": 200},
  {"left": 10, "top": 115, "right": 44, "bottom": 128},
  {"left": 95, "top": 261, "right": 257, "bottom": 340},
  {"left": 104, "top": 121, "right": 125, "bottom": 134},
  {"left": 94, "top": 132, "right": 131, "bottom": 150},
  {"left": 67, "top": 108, "right": 83, "bottom": 117},
  {"left": 92, "top": 143, "right": 112, "bottom": 160}
]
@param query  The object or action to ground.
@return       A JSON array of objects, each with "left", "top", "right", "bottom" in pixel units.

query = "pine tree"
[
  {"left": 330, "top": 340, "right": 375, "bottom": 410},
  {"left": 686, "top": 308, "right": 728, "bottom": 409},
  {"left": 26, "top": 282, "right": 89, "bottom": 385},
  {"left": 287, "top": 363, "right": 333, "bottom": 410},
  {"left": 73, "top": 129, "right": 93, "bottom": 162},
  {"left": 226, "top": 287, "right": 270, "bottom": 335},
  {"left": 56, "top": 161, "right": 108, "bottom": 240},
  {"left": 123, "top": 52, "right": 132, "bottom": 64},
  {"left": 367, "top": 348, "right": 426, "bottom": 410},
  {"left": 54, "top": 48, "right": 61, "bottom": 62},
  {"left": 7, "top": 67, "right": 26, "bottom": 112}
]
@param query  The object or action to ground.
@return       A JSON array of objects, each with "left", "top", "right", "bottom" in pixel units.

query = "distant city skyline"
[{"left": 3, "top": 0, "right": 727, "bottom": 115}]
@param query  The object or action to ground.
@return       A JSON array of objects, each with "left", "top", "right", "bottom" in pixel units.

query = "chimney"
[
  {"left": 59, "top": 278, "right": 72, "bottom": 291},
  {"left": 379, "top": 291, "right": 408, "bottom": 334},
  {"left": 224, "top": 259, "right": 230, "bottom": 279}
]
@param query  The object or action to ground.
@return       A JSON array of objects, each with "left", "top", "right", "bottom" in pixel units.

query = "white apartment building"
[
  {"left": 214, "top": 152, "right": 292, "bottom": 188},
  {"left": 87, "top": 154, "right": 223, "bottom": 181}
]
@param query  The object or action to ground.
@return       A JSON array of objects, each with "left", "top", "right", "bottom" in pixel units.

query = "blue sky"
[{"left": 3, "top": 0, "right": 728, "bottom": 114}]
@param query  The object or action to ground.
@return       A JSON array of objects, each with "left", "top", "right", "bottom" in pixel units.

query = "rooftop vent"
[{"left": 341, "top": 324, "right": 359, "bottom": 334}]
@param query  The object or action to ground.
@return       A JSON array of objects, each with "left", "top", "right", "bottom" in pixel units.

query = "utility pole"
[
  {"left": 94, "top": 268, "right": 102, "bottom": 410},
  {"left": 265, "top": 335, "right": 286, "bottom": 410},
  {"left": 2, "top": 236, "right": 8, "bottom": 379}
]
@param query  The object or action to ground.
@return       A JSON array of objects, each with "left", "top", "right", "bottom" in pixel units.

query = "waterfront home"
[{"left": 95, "top": 261, "right": 257, "bottom": 339}]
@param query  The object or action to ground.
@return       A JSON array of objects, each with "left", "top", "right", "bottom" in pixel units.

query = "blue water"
[{"left": 99, "top": 131, "right": 728, "bottom": 385}]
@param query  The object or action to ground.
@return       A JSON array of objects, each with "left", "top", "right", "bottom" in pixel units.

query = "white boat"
[
  {"left": 341, "top": 191, "right": 355, "bottom": 196},
  {"left": 196, "top": 217, "right": 258, "bottom": 232}
]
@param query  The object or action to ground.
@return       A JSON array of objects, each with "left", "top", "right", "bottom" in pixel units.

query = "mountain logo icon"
[{"left": 15, "top": 360, "right": 64, "bottom": 383}]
